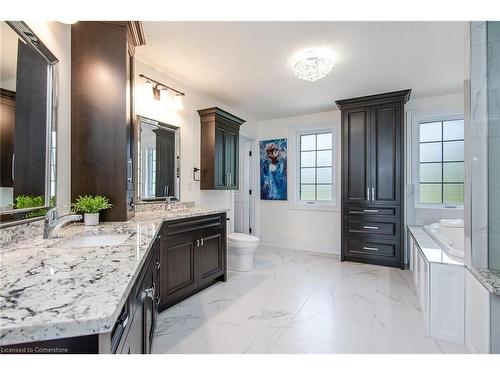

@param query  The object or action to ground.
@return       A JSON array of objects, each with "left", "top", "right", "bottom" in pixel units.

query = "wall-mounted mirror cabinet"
[
  {"left": 137, "top": 115, "right": 180, "bottom": 202},
  {"left": 0, "top": 21, "right": 58, "bottom": 226}
]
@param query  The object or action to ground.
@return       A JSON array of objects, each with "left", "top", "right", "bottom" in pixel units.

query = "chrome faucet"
[{"left": 43, "top": 206, "right": 83, "bottom": 239}]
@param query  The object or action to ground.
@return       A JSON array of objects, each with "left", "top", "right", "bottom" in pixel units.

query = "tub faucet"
[{"left": 43, "top": 206, "right": 82, "bottom": 239}]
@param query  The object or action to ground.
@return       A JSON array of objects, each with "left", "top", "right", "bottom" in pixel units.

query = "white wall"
[
  {"left": 257, "top": 110, "right": 342, "bottom": 254},
  {"left": 135, "top": 58, "right": 258, "bottom": 228},
  {"left": 27, "top": 22, "right": 71, "bottom": 207}
]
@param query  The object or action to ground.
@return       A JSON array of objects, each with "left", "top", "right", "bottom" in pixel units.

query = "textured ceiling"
[{"left": 137, "top": 21, "right": 466, "bottom": 120}]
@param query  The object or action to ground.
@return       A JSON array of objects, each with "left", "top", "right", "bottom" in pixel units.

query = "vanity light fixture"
[
  {"left": 291, "top": 48, "right": 335, "bottom": 82},
  {"left": 139, "top": 73, "right": 185, "bottom": 110},
  {"left": 173, "top": 94, "right": 184, "bottom": 110},
  {"left": 159, "top": 87, "right": 170, "bottom": 105},
  {"left": 59, "top": 20, "right": 78, "bottom": 24},
  {"left": 144, "top": 79, "right": 154, "bottom": 98}
]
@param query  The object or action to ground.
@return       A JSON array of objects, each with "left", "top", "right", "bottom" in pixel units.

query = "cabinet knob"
[{"left": 141, "top": 287, "right": 154, "bottom": 301}]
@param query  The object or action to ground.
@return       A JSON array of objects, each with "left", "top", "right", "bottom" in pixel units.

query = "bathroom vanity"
[{"left": 0, "top": 209, "right": 228, "bottom": 354}]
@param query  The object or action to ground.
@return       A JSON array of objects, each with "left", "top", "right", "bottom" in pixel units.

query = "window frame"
[
  {"left": 295, "top": 128, "right": 336, "bottom": 207},
  {"left": 412, "top": 112, "right": 465, "bottom": 209}
]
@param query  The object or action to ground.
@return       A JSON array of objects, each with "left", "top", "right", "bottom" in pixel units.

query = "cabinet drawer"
[
  {"left": 163, "top": 214, "right": 223, "bottom": 236},
  {"left": 344, "top": 238, "right": 397, "bottom": 258},
  {"left": 345, "top": 217, "right": 399, "bottom": 238},
  {"left": 344, "top": 205, "right": 398, "bottom": 217}
]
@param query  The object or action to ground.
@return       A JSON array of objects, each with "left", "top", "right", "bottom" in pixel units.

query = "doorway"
[{"left": 234, "top": 136, "right": 254, "bottom": 234}]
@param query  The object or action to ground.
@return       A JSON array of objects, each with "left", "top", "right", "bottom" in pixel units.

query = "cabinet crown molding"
[
  {"left": 335, "top": 89, "right": 411, "bottom": 110},
  {"left": 197, "top": 107, "right": 246, "bottom": 126}
]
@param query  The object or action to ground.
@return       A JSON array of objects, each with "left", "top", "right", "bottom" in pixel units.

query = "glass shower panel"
[{"left": 488, "top": 21, "right": 500, "bottom": 271}]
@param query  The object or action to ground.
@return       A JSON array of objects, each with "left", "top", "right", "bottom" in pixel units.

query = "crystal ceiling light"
[{"left": 291, "top": 48, "right": 334, "bottom": 82}]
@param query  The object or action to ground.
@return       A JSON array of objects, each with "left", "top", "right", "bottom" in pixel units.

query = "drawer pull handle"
[
  {"left": 363, "top": 226, "right": 379, "bottom": 230},
  {"left": 349, "top": 209, "right": 379, "bottom": 214},
  {"left": 363, "top": 246, "right": 379, "bottom": 251}
]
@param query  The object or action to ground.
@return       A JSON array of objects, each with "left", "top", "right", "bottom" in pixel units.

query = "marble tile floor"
[{"left": 152, "top": 246, "right": 468, "bottom": 354}]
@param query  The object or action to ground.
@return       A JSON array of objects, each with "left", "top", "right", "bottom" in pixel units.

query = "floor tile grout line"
[{"left": 267, "top": 275, "right": 319, "bottom": 353}]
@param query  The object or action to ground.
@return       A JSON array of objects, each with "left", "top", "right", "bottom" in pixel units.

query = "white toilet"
[{"left": 227, "top": 233, "right": 260, "bottom": 272}]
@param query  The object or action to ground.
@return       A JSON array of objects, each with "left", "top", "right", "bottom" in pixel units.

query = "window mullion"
[
  {"left": 441, "top": 121, "right": 444, "bottom": 203},
  {"left": 314, "top": 134, "right": 318, "bottom": 200}
]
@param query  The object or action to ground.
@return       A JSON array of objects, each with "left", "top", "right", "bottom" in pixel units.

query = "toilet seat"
[{"left": 227, "top": 233, "right": 259, "bottom": 244}]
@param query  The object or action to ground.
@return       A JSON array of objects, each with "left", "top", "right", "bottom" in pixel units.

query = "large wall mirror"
[
  {"left": 137, "top": 115, "right": 180, "bottom": 202},
  {"left": 0, "top": 21, "right": 58, "bottom": 226}
]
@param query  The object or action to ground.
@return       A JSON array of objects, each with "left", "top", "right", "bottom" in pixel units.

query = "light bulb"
[
  {"left": 143, "top": 80, "right": 154, "bottom": 100},
  {"left": 173, "top": 94, "right": 184, "bottom": 110},
  {"left": 144, "top": 80, "right": 153, "bottom": 92},
  {"left": 160, "top": 88, "right": 173, "bottom": 108}
]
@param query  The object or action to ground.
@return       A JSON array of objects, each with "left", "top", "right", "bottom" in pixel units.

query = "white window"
[
  {"left": 418, "top": 118, "right": 464, "bottom": 205},
  {"left": 297, "top": 130, "right": 335, "bottom": 205}
]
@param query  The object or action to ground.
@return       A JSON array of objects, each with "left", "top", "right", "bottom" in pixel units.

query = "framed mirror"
[
  {"left": 0, "top": 21, "right": 58, "bottom": 227},
  {"left": 137, "top": 115, "right": 180, "bottom": 202}
]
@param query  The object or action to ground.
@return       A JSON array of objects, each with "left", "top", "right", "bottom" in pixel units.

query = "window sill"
[
  {"left": 288, "top": 203, "right": 340, "bottom": 212},
  {"left": 414, "top": 204, "right": 464, "bottom": 210}
]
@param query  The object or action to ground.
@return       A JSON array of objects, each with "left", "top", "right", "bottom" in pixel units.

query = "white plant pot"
[{"left": 84, "top": 213, "right": 99, "bottom": 226}]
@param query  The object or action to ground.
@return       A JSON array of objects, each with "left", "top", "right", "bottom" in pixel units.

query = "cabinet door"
[
  {"left": 198, "top": 229, "right": 225, "bottom": 287},
  {"left": 117, "top": 315, "right": 140, "bottom": 354},
  {"left": 142, "top": 260, "right": 156, "bottom": 354},
  {"left": 370, "top": 103, "right": 401, "bottom": 206},
  {"left": 225, "top": 125, "right": 239, "bottom": 190},
  {"left": 214, "top": 124, "right": 227, "bottom": 189},
  {"left": 342, "top": 107, "right": 371, "bottom": 204},
  {"left": 160, "top": 232, "right": 198, "bottom": 309}
]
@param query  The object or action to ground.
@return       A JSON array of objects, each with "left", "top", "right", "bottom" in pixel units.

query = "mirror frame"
[
  {"left": 0, "top": 21, "right": 59, "bottom": 227},
  {"left": 136, "top": 115, "right": 181, "bottom": 203}
]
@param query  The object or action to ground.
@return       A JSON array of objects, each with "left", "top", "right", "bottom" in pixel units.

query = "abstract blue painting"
[{"left": 260, "top": 138, "right": 287, "bottom": 200}]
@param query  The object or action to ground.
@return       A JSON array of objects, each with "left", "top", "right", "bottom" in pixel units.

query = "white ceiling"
[{"left": 137, "top": 22, "right": 466, "bottom": 121}]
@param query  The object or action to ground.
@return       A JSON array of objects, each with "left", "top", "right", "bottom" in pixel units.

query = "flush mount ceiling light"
[{"left": 291, "top": 48, "right": 334, "bottom": 82}]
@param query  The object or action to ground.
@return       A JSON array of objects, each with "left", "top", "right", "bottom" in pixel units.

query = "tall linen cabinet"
[{"left": 336, "top": 90, "right": 410, "bottom": 268}]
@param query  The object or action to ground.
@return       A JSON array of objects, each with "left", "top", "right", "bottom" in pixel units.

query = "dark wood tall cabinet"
[
  {"left": 71, "top": 21, "right": 145, "bottom": 221},
  {"left": 198, "top": 107, "right": 245, "bottom": 190},
  {"left": 336, "top": 90, "right": 411, "bottom": 268}
]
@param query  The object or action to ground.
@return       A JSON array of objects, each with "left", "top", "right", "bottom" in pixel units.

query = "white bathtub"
[{"left": 423, "top": 219, "right": 465, "bottom": 260}]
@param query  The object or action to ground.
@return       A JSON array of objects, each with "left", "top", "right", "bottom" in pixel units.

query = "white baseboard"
[{"left": 259, "top": 236, "right": 340, "bottom": 255}]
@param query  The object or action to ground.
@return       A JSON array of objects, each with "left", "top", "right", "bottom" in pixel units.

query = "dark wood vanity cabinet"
[
  {"left": 336, "top": 90, "right": 411, "bottom": 268},
  {"left": 71, "top": 21, "right": 145, "bottom": 221},
  {"left": 198, "top": 107, "right": 245, "bottom": 190},
  {"left": 159, "top": 213, "right": 227, "bottom": 310},
  {"left": 114, "top": 234, "right": 160, "bottom": 354},
  {"left": 0, "top": 215, "right": 226, "bottom": 354}
]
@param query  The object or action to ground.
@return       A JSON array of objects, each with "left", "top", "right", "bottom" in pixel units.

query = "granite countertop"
[
  {"left": 0, "top": 208, "right": 228, "bottom": 346},
  {"left": 407, "top": 225, "right": 464, "bottom": 266},
  {"left": 468, "top": 267, "right": 500, "bottom": 295}
]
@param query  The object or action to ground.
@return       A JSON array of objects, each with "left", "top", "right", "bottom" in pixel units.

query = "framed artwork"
[{"left": 260, "top": 138, "right": 287, "bottom": 200}]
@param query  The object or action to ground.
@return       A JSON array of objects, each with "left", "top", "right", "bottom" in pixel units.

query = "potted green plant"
[{"left": 73, "top": 195, "right": 113, "bottom": 226}]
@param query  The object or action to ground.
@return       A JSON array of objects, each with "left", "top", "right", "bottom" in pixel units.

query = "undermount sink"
[{"left": 60, "top": 234, "right": 130, "bottom": 248}]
